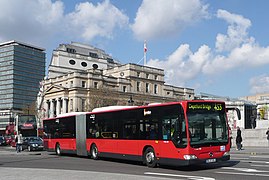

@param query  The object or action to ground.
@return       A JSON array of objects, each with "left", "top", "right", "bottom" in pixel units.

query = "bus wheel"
[
  {"left": 91, "top": 144, "right": 99, "bottom": 160},
  {"left": 56, "top": 144, "right": 61, "bottom": 156},
  {"left": 144, "top": 147, "right": 157, "bottom": 168}
]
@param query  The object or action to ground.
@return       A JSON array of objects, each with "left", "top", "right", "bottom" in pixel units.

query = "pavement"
[{"left": 230, "top": 146, "right": 269, "bottom": 155}]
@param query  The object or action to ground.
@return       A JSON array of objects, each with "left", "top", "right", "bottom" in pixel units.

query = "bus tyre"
[
  {"left": 56, "top": 144, "right": 61, "bottom": 156},
  {"left": 91, "top": 144, "right": 99, "bottom": 160},
  {"left": 144, "top": 147, "right": 157, "bottom": 168}
]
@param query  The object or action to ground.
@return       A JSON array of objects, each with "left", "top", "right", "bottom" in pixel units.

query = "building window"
[
  {"left": 146, "top": 83, "right": 149, "bottom": 93},
  {"left": 137, "top": 72, "right": 140, "bottom": 77},
  {"left": 146, "top": 74, "right": 149, "bottom": 79},
  {"left": 94, "top": 82, "right": 98, "bottom": 89},
  {"left": 107, "top": 58, "right": 114, "bottom": 63},
  {"left": 81, "top": 62, "right": 87, "bottom": 67},
  {"left": 123, "top": 86, "right": 126, "bottom": 92},
  {"left": 70, "top": 81, "right": 73, "bottom": 87},
  {"left": 154, "top": 75, "right": 158, "bottom": 80},
  {"left": 89, "top": 52, "right": 98, "bottom": 58},
  {"left": 67, "top": 48, "right": 76, "bottom": 54},
  {"left": 137, "top": 82, "right": 140, "bottom": 92},
  {"left": 69, "top": 59, "right": 76, "bottom": 65},
  {"left": 82, "top": 81, "right": 86, "bottom": 88},
  {"left": 154, "top": 84, "right": 158, "bottom": 94}
]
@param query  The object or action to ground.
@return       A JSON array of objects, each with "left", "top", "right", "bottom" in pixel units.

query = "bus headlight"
[
  {"left": 184, "top": 154, "right": 197, "bottom": 160},
  {"left": 223, "top": 151, "right": 230, "bottom": 156}
]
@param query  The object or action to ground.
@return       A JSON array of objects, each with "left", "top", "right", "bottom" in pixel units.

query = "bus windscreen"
[{"left": 187, "top": 102, "right": 228, "bottom": 148}]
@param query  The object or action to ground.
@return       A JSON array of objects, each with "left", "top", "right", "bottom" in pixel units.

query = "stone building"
[
  {"left": 38, "top": 42, "right": 194, "bottom": 119},
  {"left": 48, "top": 42, "right": 120, "bottom": 78}
]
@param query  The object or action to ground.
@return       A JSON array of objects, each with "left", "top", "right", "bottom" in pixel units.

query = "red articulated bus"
[{"left": 43, "top": 100, "right": 233, "bottom": 167}]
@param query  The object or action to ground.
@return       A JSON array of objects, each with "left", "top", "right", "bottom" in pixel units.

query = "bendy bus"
[{"left": 43, "top": 100, "right": 234, "bottom": 167}]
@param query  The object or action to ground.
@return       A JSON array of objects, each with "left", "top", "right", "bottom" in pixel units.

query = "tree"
[
  {"left": 85, "top": 87, "right": 121, "bottom": 112},
  {"left": 21, "top": 101, "right": 37, "bottom": 115},
  {"left": 259, "top": 105, "right": 268, "bottom": 120}
]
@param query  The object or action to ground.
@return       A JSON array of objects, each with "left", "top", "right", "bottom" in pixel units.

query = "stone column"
[
  {"left": 56, "top": 98, "right": 61, "bottom": 116},
  {"left": 44, "top": 100, "right": 49, "bottom": 118},
  {"left": 50, "top": 99, "right": 55, "bottom": 118},
  {"left": 74, "top": 97, "right": 79, "bottom": 112},
  {"left": 62, "top": 97, "right": 68, "bottom": 114}
]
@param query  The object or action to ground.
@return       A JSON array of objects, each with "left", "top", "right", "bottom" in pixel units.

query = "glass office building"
[{"left": 0, "top": 40, "right": 45, "bottom": 132}]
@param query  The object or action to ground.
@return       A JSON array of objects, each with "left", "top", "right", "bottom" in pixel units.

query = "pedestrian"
[
  {"left": 229, "top": 126, "right": 232, "bottom": 148},
  {"left": 236, "top": 126, "right": 242, "bottom": 150},
  {"left": 266, "top": 127, "right": 269, "bottom": 146},
  {"left": 15, "top": 133, "right": 23, "bottom": 153},
  {"left": 251, "top": 116, "right": 256, "bottom": 129}
]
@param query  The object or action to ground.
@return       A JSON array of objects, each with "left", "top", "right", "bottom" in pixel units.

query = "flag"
[{"left": 144, "top": 40, "right": 147, "bottom": 53}]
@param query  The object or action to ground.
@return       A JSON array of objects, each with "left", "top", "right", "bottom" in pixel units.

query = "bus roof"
[
  {"left": 92, "top": 106, "right": 138, "bottom": 112},
  {"left": 42, "top": 100, "right": 226, "bottom": 120},
  {"left": 56, "top": 112, "right": 87, "bottom": 118}
]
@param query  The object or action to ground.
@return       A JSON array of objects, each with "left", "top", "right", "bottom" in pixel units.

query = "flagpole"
[{"left": 144, "top": 40, "right": 147, "bottom": 65}]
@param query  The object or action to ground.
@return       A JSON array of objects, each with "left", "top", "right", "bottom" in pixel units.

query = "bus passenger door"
[
  {"left": 160, "top": 105, "right": 187, "bottom": 158},
  {"left": 116, "top": 110, "right": 140, "bottom": 156},
  {"left": 96, "top": 113, "right": 116, "bottom": 153}
]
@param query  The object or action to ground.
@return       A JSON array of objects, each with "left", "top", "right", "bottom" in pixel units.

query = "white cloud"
[
  {"left": 131, "top": 0, "right": 209, "bottom": 40},
  {"left": 147, "top": 8, "right": 269, "bottom": 92},
  {"left": 66, "top": 0, "right": 129, "bottom": 40},
  {"left": 147, "top": 44, "right": 211, "bottom": 86},
  {"left": 202, "top": 39, "right": 269, "bottom": 75},
  {"left": 0, "top": 0, "right": 64, "bottom": 44},
  {"left": 215, "top": 9, "right": 252, "bottom": 52},
  {"left": 0, "top": 0, "right": 128, "bottom": 44},
  {"left": 250, "top": 74, "right": 269, "bottom": 94}
]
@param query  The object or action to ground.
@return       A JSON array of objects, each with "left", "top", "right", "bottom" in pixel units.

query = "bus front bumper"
[{"left": 158, "top": 155, "right": 230, "bottom": 166}]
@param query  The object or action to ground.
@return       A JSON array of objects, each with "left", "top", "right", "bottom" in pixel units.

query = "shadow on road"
[{"left": 49, "top": 152, "right": 240, "bottom": 171}]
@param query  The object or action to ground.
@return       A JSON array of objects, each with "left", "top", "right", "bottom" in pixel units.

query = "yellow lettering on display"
[{"left": 189, "top": 103, "right": 223, "bottom": 111}]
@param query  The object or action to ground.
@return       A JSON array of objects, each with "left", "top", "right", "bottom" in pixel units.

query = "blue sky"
[{"left": 1, "top": 0, "right": 269, "bottom": 98}]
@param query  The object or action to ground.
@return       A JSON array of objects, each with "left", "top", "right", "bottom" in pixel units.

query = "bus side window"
[
  {"left": 162, "top": 119, "right": 171, "bottom": 140},
  {"left": 88, "top": 125, "right": 99, "bottom": 138},
  {"left": 149, "top": 124, "right": 157, "bottom": 139},
  {"left": 86, "top": 114, "right": 99, "bottom": 138}
]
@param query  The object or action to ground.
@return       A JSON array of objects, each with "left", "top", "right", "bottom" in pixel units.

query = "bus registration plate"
[{"left": 206, "top": 159, "right": 216, "bottom": 163}]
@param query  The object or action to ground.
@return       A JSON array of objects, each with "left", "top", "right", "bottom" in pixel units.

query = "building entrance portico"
[{"left": 44, "top": 97, "right": 69, "bottom": 118}]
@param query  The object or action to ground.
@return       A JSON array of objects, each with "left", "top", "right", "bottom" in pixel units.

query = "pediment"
[{"left": 44, "top": 84, "right": 67, "bottom": 94}]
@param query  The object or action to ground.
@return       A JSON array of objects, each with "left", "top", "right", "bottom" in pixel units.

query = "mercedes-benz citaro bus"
[{"left": 43, "top": 100, "right": 238, "bottom": 167}]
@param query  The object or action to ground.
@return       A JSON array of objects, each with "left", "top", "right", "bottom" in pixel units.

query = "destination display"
[{"left": 187, "top": 102, "right": 225, "bottom": 112}]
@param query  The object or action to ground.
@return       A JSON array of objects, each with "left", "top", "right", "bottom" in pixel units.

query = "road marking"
[
  {"left": 144, "top": 172, "right": 215, "bottom": 180},
  {"left": 231, "top": 157, "right": 249, "bottom": 160},
  {"left": 216, "top": 171, "right": 269, "bottom": 177},
  {"left": 251, "top": 164, "right": 269, "bottom": 167},
  {"left": 241, "top": 160, "right": 269, "bottom": 164},
  {"left": 221, "top": 167, "right": 269, "bottom": 173},
  {"left": 250, "top": 155, "right": 269, "bottom": 159}
]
